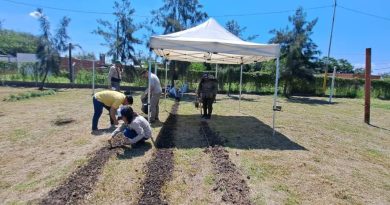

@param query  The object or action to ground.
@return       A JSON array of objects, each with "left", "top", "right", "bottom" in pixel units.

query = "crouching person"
[{"left": 109, "top": 105, "right": 152, "bottom": 147}]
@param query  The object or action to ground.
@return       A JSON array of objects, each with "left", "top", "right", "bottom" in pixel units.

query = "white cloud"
[{"left": 29, "top": 11, "right": 42, "bottom": 19}]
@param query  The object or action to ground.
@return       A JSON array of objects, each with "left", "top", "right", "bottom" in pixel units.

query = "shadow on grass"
[
  {"left": 369, "top": 124, "right": 390, "bottom": 132},
  {"left": 175, "top": 114, "right": 306, "bottom": 150},
  {"left": 287, "top": 96, "right": 339, "bottom": 105},
  {"left": 226, "top": 95, "right": 257, "bottom": 102},
  {"left": 116, "top": 142, "right": 153, "bottom": 159}
]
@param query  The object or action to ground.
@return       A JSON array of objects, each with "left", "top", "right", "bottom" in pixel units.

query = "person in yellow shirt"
[{"left": 92, "top": 90, "right": 133, "bottom": 132}]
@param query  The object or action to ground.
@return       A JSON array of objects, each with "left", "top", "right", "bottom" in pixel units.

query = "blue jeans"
[
  {"left": 124, "top": 128, "right": 137, "bottom": 139},
  {"left": 92, "top": 97, "right": 113, "bottom": 130}
]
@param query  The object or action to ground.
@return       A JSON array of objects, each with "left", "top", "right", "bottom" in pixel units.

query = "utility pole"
[
  {"left": 323, "top": 0, "right": 337, "bottom": 95},
  {"left": 364, "top": 48, "right": 371, "bottom": 124}
]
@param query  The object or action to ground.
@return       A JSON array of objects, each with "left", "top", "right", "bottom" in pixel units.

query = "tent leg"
[
  {"left": 239, "top": 64, "right": 243, "bottom": 112},
  {"left": 148, "top": 61, "right": 152, "bottom": 122},
  {"left": 215, "top": 64, "right": 218, "bottom": 78},
  {"left": 215, "top": 64, "right": 219, "bottom": 92},
  {"left": 92, "top": 60, "right": 95, "bottom": 95},
  {"left": 165, "top": 61, "right": 168, "bottom": 111},
  {"left": 272, "top": 57, "right": 280, "bottom": 136}
]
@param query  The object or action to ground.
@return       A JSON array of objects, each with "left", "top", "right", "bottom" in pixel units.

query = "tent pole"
[
  {"left": 148, "top": 61, "right": 152, "bottom": 122},
  {"left": 155, "top": 61, "right": 157, "bottom": 75},
  {"left": 215, "top": 64, "right": 219, "bottom": 92},
  {"left": 239, "top": 64, "right": 243, "bottom": 112},
  {"left": 272, "top": 57, "right": 280, "bottom": 136},
  {"left": 165, "top": 60, "right": 168, "bottom": 111},
  {"left": 92, "top": 60, "right": 95, "bottom": 95},
  {"left": 215, "top": 64, "right": 218, "bottom": 79}
]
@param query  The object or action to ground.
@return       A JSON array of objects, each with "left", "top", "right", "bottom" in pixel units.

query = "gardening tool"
[{"left": 195, "top": 95, "right": 203, "bottom": 117}]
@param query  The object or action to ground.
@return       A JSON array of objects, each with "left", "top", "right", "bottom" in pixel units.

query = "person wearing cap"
[
  {"left": 92, "top": 90, "right": 133, "bottom": 132},
  {"left": 108, "top": 60, "right": 123, "bottom": 91},
  {"left": 109, "top": 105, "right": 152, "bottom": 147},
  {"left": 141, "top": 70, "right": 162, "bottom": 123},
  {"left": 197, "top": 73, "right": 218, "bottom": 119}
]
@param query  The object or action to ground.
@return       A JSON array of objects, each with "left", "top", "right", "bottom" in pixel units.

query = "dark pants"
[
  {"left": 92, "top": 97, "right": 114, "bottom": 130},
  {"left": 202, "top": 97, "right": 213, "bottom": 117}
]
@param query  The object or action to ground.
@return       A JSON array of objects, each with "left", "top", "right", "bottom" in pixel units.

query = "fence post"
[{"left": 364, "top": 48, "right": 371, "bottom": 124}]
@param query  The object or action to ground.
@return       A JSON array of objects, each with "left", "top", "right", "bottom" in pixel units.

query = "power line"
[
  {"left": 374, "top": 67, "right": 390, "bottom": 70},
  {"left": 0, "top": 0, "right": 149, "bottom": 17},
  {"left": 338, "top": 4, "right": 390, "bottom": 22},
  {"left": 211, "top": 5, "right": 333, "bottom": 17}
]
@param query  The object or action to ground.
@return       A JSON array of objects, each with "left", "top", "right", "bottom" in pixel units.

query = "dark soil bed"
[
  {"left": 39, "top": 147, "right": 118, "bottom": 205},
  {"left": 137, "top": 102, "right": 179, "bottom": 205},
  {"left": 201, "top": 122, "right": 252, "bottom": 205}
]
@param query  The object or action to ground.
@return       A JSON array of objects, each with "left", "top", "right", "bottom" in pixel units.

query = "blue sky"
[{"left": 1, "top": 0, "right": 389, "bottom": 74}]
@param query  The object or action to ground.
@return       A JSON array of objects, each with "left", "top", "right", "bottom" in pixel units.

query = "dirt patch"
[
  {"left": 39, "top": 147, "right": 119, "bottom": 205},
  {"left": 0, "top": 112, "right": 5, "bottom": 117},
  {"left": 201, "top": 122, "right": 252, "bottom": 205},
  {"left": 137, "top": 102, "right": 179, "bottom": 205},
  {"left": 53, "top": 117, "right": 76, "bottom": 126}
]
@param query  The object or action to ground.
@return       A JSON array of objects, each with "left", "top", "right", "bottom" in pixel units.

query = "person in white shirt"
[
  {"left": 109, "top": 105, "right": 152, "bottom": 147},
  {"left": 108, "top": 61, "right": 123, "bottom": 91},
  {"left": 141, "top": 70, "right": 162, "bottom": 123}
]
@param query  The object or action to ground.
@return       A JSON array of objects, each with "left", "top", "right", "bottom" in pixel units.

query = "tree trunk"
[
  {"left": 39, "top": 68, "right": 49, "bottom": 90},
  {"left": 283, "top": 79, "right": 291, "bottom": 98}
]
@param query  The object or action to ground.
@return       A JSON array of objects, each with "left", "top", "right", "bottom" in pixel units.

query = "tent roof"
[{"left": 150, "top": 18, "right": 280, "bottom": 64}]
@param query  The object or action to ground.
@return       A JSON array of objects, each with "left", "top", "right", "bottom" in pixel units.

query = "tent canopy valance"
[{"left": 150, "top": 18, "right": 280, "bottom": 64}]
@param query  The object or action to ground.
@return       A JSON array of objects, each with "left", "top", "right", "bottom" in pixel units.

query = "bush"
[{"left": 3, "top": 89, "right": 56, "bottom": 102}]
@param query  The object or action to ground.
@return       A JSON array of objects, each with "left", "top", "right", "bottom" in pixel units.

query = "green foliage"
[
  {"left": 269, "top": 7, "right": 320, "bottom": 96},
  {"left": 188, "top": 62, "right": 206, "bottom": 71},
  {"left": 151, "top": 0, "right": 208, "bottom": 34},
  {"left": 225, "top": 20, "right": 258, "bottom": 40},
  {"left": 3, "top": 89, "right": 56, "bottom": 102},
  {"left": 315, "top": 57, "right": 354, "bottom": 74},
  {"left": 93, "top": 0, "right": 142, "bottom": 62},
  {"left": 0, "top": 29, "right": 38, "bottom": 55},
  {"left": 73, "top": 52, "right": 96, "bottom": 60},
  {"left": 35, "top": 8, "right": 71, "bottom": 89}
]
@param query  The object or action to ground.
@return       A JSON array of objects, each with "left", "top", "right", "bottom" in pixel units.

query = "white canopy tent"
[{"left": 148, "top": 18, "right": 281, "bottom": 134}]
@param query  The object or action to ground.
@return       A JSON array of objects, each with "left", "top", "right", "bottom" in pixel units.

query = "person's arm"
[
  {"left": 197, "top": 82, "right": 202, "bottom": 97},
  {"left": 128, "top": 121, "right": 145, "bottom": 144},
  {"left": 111, "top": 123, "right": 125, "bottom": 137},
  {"left": 110, "top": 107, "right": 119, "bottom": 125}
]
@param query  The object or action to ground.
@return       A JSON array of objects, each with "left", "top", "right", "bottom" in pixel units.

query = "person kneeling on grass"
[{"left": 109, "top": 105, "right": 152, "bottom": 147}]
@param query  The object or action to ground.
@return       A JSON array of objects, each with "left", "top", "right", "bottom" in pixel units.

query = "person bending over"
[
  {"left": 109, "top": 105, "right": 152, "bottom": 147},
  {"left": 92, "top": 90, "right": 133, "bottom": 133}
]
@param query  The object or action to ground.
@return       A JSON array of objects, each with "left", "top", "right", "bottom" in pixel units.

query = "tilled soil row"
[
  {"left": 201, "top": 121, "right": 252, "bottom": 205},
  {"left": 39, "top": 146, "right": 119, "bottom": 205},
  {"left": 137, "top": 102, "right": 179, "bottom": 205}
]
